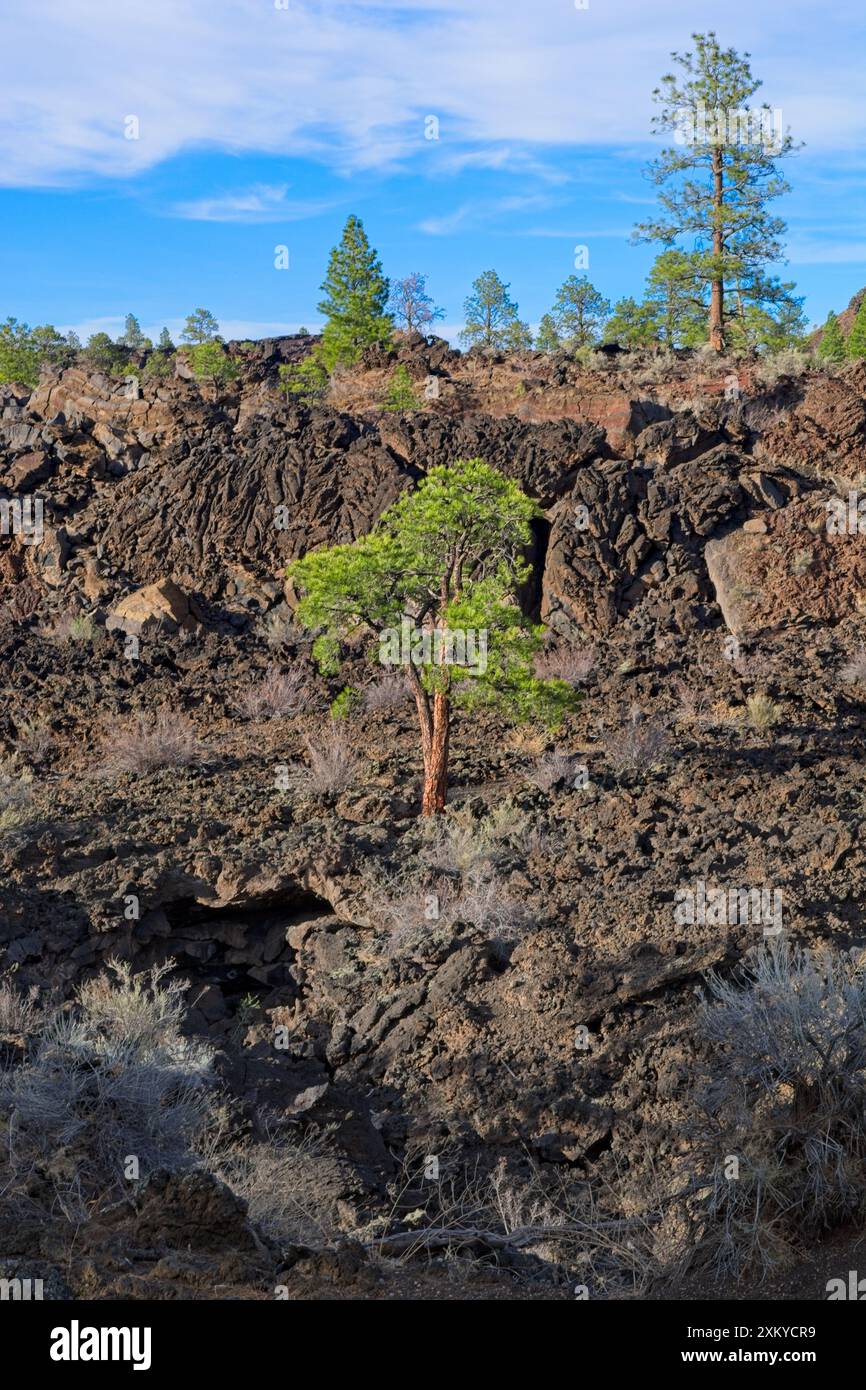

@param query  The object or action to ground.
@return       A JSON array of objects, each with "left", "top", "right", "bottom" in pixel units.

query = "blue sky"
[{"left": 1, "top": 0, "right": 864, "bottom": 343}]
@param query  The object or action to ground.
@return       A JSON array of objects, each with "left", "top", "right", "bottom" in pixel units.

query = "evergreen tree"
[
  {"left": 634, "top": 32, "right": 799, "bottom": 351},
  {"left": 645, "top": 250, "right": 708, "bottom": 347},
  {"left": 83, "top": 332, "right": 122, "bottom": 372},
  {"left": 181, "top": 308, "right": 221, "bottom": 344},
  {"left": 816, "top": 312, "right": 845, "bottom": 362},
  {"left": 535, "top": 314, "right": 562, "bottom": 353},
  {"left": 460, "top": 270, "right": 531, "bottom": 350},
  {"left": 158, "top": 327, "right": 175, "bottom": 351},
  {"left": 603, "top": 297, "right": 660, "bottom": 348},
  {"left": 290, "top": 459, "right": 574, "bottom": 816},
  {"left": 0, "top": 318, "right": 69, "bottom": 386},
  {"left": 846, "top": 297, "right": 866, "bottom": 359},
  {"left": 120, "top": 313, "right": 146, "bottom": 348},
  {"left": 317, "top": 215, "right": 392, "bottom": 371},
  {"left": 187, "top": 342, "right": 239, "bottom": 390},
  {"left": 546, "top": 275, "right": 610, "bottom": 350},
  {"left": 383, "top": 363, "right": 421, "bottom": 411}
]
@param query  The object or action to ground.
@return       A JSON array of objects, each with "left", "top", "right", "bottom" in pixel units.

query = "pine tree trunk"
[
  {"left": 421, "top": 690, "right": 450, "bottom": 816},
  {"left": 709, "top": 147, "right": 725, "bottom": 352}
]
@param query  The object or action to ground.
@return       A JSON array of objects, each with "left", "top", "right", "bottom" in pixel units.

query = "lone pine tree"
[
  {"left": 634, "top": 32, "right": 799, "bottom": 352},
  {"left": 289, "top": 459, "right": 574, "bottom": 815},
  {"left": 460, "top": 271, "right": 532, "bottom": 351},
  {"left": 317, "top": 215, "right": 392, "bottom": 370}
]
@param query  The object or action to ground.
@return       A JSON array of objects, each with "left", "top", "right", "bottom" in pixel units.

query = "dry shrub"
[
  {"left": 419, "top": 811, "right": 497, "bottom": 876},
  {"left": 362, "top": 673, "right": 412, "bottom": 711},
  {"left": 604, "top": 705, "right": 670, "bottom": 774},
  {"left": 101, "top": 708, "right": 202, "bottom": 775},
  {"left": 505, "top": 725, "right": 548, "bottom": 759},
  {"left": 0, "top": 978, "right": 42, "bottom": 1035},
  {"left": 214, "top": 1127, "right": 337, "bottom": 1247},
  {"left": 535, "top": 644, "right": 597, "bottom": 686},
  {"left": 13, "top": 718, "right": 54, "bottom": 762},
  {"left": 671, "top": 677, "right": 715, "bottom": 727},
  {"left": 0, "top": 959, "right": 214, "bottom": 1222},
  {"left": 236, "top": 665, "right": 307, "bottom": 719},
  {"left": 0, "top": 759, "right": 32, "bottom": 831},
  {"left": 50, "top": 611, "right": 94, "bottom": 643},
  {"left": 840, "top": 647, "right": 866, "bottom": 686},
  {"left": 302, "top": 725, "right": 360, "bottom": 795},
  {"left": 744, "top": 692, "right": 781, "bottom": 732},
  {"left": 752, "top": 349, "right": 813, "bottom": 388},
  {"left": 525, "top": 748, "right": 584, "bottom": 793},
  {"left": 369, "top": 868, "right": 527, "bottom": 954},
  {"left": 368, "top": 1149, "right": 664, "bottom": 1296},
  {"left": 697, "top": 939, "right": 866, "bottom": 1279}
]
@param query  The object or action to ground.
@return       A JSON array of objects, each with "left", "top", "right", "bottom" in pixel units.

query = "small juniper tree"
[
  {"left": 289, "top": 458, "right": 574, "bottom": 815},
  {"left": 604, "top": 297, "right": 660, "bottom": 348},
  {"left": 645, "top": 249, "right": 708, "bottom": 346},
  {"left": 83, "top": 331, "right": 121, "bottom": 373},
  {"left": 0, "top": 319, "right": 72, "bottom": 386}
]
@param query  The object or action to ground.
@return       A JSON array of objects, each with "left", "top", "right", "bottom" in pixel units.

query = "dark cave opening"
[
  {"left": 138, "top": 890, "right": 336, "bottom": 1012},
  {"left": 525, "top": 515, "right": 551, "bottom": 620}
]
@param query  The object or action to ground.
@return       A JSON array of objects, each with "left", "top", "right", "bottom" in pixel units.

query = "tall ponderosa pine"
[
  {"left": 289, "top": 459, "right": 574, "bottom": 815},
  {"left": 634, "top": 32, "right": 799, "bottom": 351},
  {"left": 846, "top": 297, "right": 866, "bottom": 360},
  {"left": 460, "top": 271, "right": 532, "bottom": 351},
  {"left": 317, "top": 216, "right": 392, "bottom": 371}
]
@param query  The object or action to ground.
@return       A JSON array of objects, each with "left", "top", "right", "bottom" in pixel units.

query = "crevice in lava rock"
[{"left": 524, "top": 515, "right": 551, "bottom": 620}]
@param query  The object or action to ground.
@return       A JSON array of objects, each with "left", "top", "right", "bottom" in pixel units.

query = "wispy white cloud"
[
  {"left": 418, "top": 194, "right": 555, "bottom": 236},
  {"left": 0, "top": 0, "right": 863, "bottom": 187},
  {"left": 62, "top": 317, "right": 323, "bottom": 344},
  {"left": 170, "top": 183, "right": 334, "bottom": 222}
]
